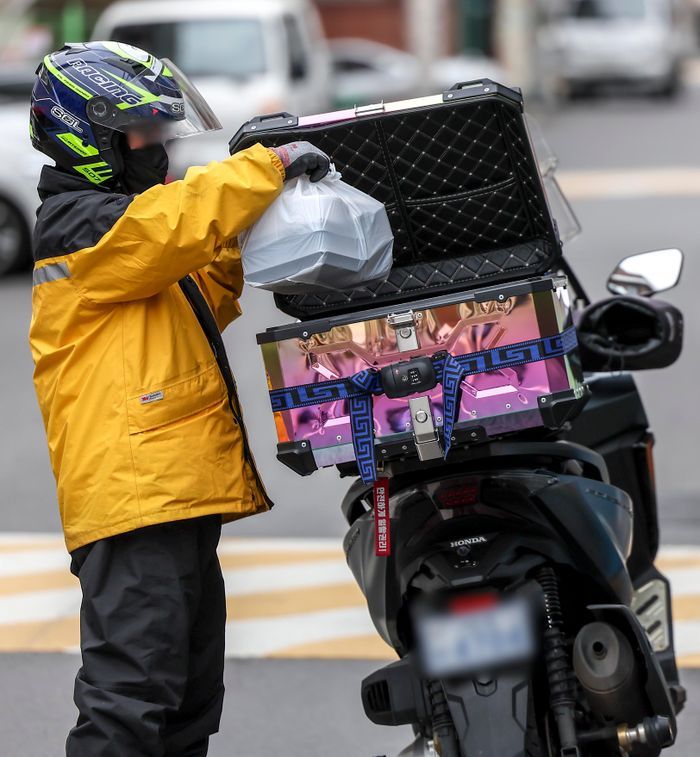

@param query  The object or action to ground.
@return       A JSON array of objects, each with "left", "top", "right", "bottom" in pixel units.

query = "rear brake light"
[
  {"left": 449, "top": 593, "right": 498, "bottom": 614},
  {"left": 435, "top": 480, "right": 481, "bottom": 509}
]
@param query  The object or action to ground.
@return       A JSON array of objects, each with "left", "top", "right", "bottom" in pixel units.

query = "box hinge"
[
  {"left": 408, "top": 396, "right": 442, "bottom": 462},
  {"left": 355, "top": 101, "right": 386, "bottom": 117}
]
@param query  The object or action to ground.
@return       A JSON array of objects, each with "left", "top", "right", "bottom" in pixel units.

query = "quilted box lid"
[{"left": 229, "top": 80, "right": 562, "bottom": 321}]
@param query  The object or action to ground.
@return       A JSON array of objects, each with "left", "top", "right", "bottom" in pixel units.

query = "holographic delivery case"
[
  {"left": 257, "top": 275, "right": 585, "bottom": 476},
  {"left": 229, "top": 81, "right": 587, "bottom": 477}
]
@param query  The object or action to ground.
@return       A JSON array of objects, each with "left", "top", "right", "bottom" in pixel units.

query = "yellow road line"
[
  {"left": 0, "top": 554, "right": 343, "bottom": 596},
  {"left": 0, "top": 616, "right": 79, "bottom": 652},
  {"left": 0, "top": 569, "right": 77, "bottom": 596},
  {"left": 0, "top": 541, "right": 65, "bottom": 553},
  {"left": 218, "top": 550, "right": 343, "bottom": 570},
  {"left": 269, "top": 634, "right": 394, "bottom": 660},
  {"left": 671, "top": 594, "right": 700, "bottom": 621},
  {"left": 227, "top": 582, "right": 364, "bottom": 620},
  {"left": 657, "top": 556, "right": 700, "bottom": 571}
]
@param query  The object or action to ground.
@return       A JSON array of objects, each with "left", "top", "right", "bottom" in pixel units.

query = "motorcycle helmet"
[{"left": 30, "top": 41, "right": 221, "bottom": 187}]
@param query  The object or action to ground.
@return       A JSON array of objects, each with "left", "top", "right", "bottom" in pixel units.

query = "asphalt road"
[{"left": 2, "top": 84, "right": 700, "bottom": 755}]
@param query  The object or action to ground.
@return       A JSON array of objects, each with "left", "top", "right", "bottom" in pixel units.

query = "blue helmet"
[{"left": 30, "top": 41, "right": 221, "bottom": 186}]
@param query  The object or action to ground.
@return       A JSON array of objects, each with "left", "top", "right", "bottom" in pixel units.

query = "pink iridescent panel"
[{"left": 260, "top": 285, "right": 579, "bottom": 468}]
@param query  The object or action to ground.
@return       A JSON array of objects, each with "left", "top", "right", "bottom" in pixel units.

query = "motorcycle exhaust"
[
  {"left": 573, "top": 621, "right": 644, "bottom": 723},
  {"left": 361, "top": 657, "right": 428, "bottom": 727}
]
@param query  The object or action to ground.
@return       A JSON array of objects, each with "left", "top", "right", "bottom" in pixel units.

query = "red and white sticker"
[{"left": 374, "top": 478, "right": 391, "bottom": 557}]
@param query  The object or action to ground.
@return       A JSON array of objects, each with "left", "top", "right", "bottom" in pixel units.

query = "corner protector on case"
[
  {"left": 537, "top": 385, "right": 591, "bottom": 429},
  {"left": 442, "top": 79, "right": 523, "bottom": 108},
  {"left": 276, "top": 441, "right": 318, "bottom": 476},
  {"left": 228, "top": 112, "right": 300, "bottom": 154},
  {"left": 450, "top": 424, "right": 488, "bottom": 448}
]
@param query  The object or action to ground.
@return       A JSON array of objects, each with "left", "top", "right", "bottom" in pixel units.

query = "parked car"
[
  {"left": 92, "top": 0, "right": 332, "bottom": 177},
  {"left": 0, "top": 101, "right": 47, "bottom": 275},
  {"left": 329, "top": 38, "right": 508, "bottom": 108},
  {"left": 539, "top": 0, "right": 694, "bottom": 97},
  {"left": 329, "top": 38, "right": 424, "bottom": 107},
  {"left": 0, "top": 66, "right": 35, "bottom": 101},
  {"left": 430, "top": 54, "right": 510, "bottom": 92}
]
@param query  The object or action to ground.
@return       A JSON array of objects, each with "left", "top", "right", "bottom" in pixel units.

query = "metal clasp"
[
  {"left": 387, "top": 310, "right": 421, "bottom": 352},
  {"left": 408, "top": 396, "right": 442, "bottom": 462}
]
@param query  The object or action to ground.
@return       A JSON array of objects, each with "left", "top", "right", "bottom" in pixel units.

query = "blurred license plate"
[{"left": 417, "top": 598, "right": 534, "bottom": 678}]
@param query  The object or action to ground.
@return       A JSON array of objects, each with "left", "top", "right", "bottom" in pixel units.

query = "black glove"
[{"left": 270, "top": 141, "right": 331, "bottom": 182}]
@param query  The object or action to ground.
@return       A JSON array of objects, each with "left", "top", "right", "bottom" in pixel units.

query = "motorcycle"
[
  {"left": 342, "top": 248, "right": 685, "bottom": 756},
  {"left": 229, "top": 81, "right": 686, "bottom": 757}
]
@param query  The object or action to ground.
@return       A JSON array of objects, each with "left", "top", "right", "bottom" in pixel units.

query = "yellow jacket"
[{"left": 29, "top": 144, "right": 285, "bottom": 551}]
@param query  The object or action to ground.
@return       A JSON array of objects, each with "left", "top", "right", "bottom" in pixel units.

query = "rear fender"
[{"left": 442, "top": 668, "right": 531, "bottom": 757}]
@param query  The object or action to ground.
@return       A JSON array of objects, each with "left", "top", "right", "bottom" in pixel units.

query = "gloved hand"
[{"left": 269, "top": 141, "right": 331, "bottom": 183}]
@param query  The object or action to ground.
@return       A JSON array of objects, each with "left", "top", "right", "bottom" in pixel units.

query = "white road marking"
[
  {"left": 658, "top": 567, "right": 700, "bottom": 597},
  {"left": 218, "top": 537, "right": 340, "bottom": 554},
  {"left": 558, "top": 168, "right": 700, "bottom": 201},
  {"left": 0, "top": 587, "right": 80, "bottom": 625},
  {"left": 0, "top": 559, "right": 353, "bottom": 625},
  {"left": 222, "top": 560, "right": 353, "bottom": 596},
  {"left": 226, "top": 607, "right": 377, "bottom": 657},
  {"left": 0, "top": 548, "right": 70, "bottom": 578},
  {"left": 2, "top": 535, "right": 700, "bottom": 664},
  {"left": 670, "top": 620, "right": 700, "bottom": 657}
]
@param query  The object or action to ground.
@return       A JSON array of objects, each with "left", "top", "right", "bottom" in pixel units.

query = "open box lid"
[{"left": 229, "top": 80, "right": 562, "bottom": 321}]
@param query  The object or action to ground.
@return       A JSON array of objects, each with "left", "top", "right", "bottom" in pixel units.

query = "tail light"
[{"left": 435, "top": 477, "right": 481, "bottom": 509}]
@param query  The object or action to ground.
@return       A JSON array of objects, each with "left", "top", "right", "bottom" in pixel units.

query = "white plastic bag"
[{"left": 240, "top": 169, "right": 394, "bottom": 294}]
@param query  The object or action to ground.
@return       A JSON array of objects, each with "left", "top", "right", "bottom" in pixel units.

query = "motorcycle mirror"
[{"left": 607, "top": 248, "right": 684, "bottom": 297}]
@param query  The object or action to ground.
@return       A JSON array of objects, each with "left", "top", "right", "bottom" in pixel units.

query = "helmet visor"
[
  {"left": 87, "top": 55, "right": 222, "bottom": 143},
  {"left": 159, "top": 58, "right": 222, "bottom": 139}
]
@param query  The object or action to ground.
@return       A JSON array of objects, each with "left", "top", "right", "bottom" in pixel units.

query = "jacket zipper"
[{"left": 178, "top": 275, "right": 274, "bottom": 510}]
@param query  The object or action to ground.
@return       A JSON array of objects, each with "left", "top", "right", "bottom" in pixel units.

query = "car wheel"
[
  {"left": 653, "top": 63, "right": 682, "bottom": 99},
  {"left": 0, "top": 197, "right": 30, "bottom": 276}
]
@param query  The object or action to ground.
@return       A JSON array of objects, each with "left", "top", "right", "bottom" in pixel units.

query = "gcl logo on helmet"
[
  {"left": 67, "top": 59, "right": 142, "bottom": 107},
  {"left": 50, "top": 105, "right": 83, "bottom": 133}
]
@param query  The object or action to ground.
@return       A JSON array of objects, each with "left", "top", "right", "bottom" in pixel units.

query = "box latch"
[
  {"left": 387, "top": 310, "right": 421, "bottom": 352},
  {"left": 408, "top": 396, "right": 442, "bottom": 462}
]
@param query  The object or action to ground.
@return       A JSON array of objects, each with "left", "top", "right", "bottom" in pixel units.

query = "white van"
[{"left": 92, "top": 0, "right": 331, "bottom": 176}]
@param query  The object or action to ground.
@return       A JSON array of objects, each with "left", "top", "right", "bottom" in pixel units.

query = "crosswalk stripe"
[
  {"left": 269, "top": 634, "right": 393, "bottom": 659},
  {"left": 1, "top": 535, "right": 700, "bottom": 665},
  {"left": 227, "top": 582, "right": 364, "bottom": 620},
  {"left": 558, "top": 168, "right": 700, "bottom": 200},
  {"left": 218, "top": 550, "right": 343, "bottom": 569},
  {"left": 0, "top": 616, "right": 79, "bottom": 652},
  {"left": 221, "top": 559, "right": 353, "bottom": 597},
  {"left": 0, "top": 586, "right": 81, "bottom": 625},
  {"left": 654, "top": 567, "right": 700, "bottom": 597},
  {"left": 225, "top": 606, "right": 377, "bottom": 657},
  {"left": 671, "top": 594, "right": 700, "bottom": 621},
  {"left": 0, "top": 568, "right": 77, "bottom": 596},
  {"left": 0, "top": 547, "right": 69, "bottom": 577},
  {"left": 670, "top": 620, "right": 700, "bottom": 659}
]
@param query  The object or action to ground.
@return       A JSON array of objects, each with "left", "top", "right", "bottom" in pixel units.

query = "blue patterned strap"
[
  {"left": 436, "top": 327, "right": 579, "bottom": 458},
  {"left": 269, "top": 326, "right": 579, "bottom": 484}
]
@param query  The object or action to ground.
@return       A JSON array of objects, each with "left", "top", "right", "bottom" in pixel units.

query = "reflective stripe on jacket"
[{"left": 29, "top": 144, "right": 285, "bottom": 551}]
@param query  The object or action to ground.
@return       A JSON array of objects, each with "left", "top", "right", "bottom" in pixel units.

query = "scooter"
[
  {"left": 341, "top": 249, "right": 685, "bottom": 756},
  {"left": 229, "top": 79, "right": 686, "bottom": 757}
]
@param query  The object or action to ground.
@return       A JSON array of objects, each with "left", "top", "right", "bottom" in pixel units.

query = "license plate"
[{"left": 416, "top": 597, "right": 534, "bottom": 678}]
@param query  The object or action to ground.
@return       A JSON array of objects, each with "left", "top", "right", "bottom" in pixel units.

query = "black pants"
[{"left": 66, "top": 516, "right": 226, "bottom": 757}]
